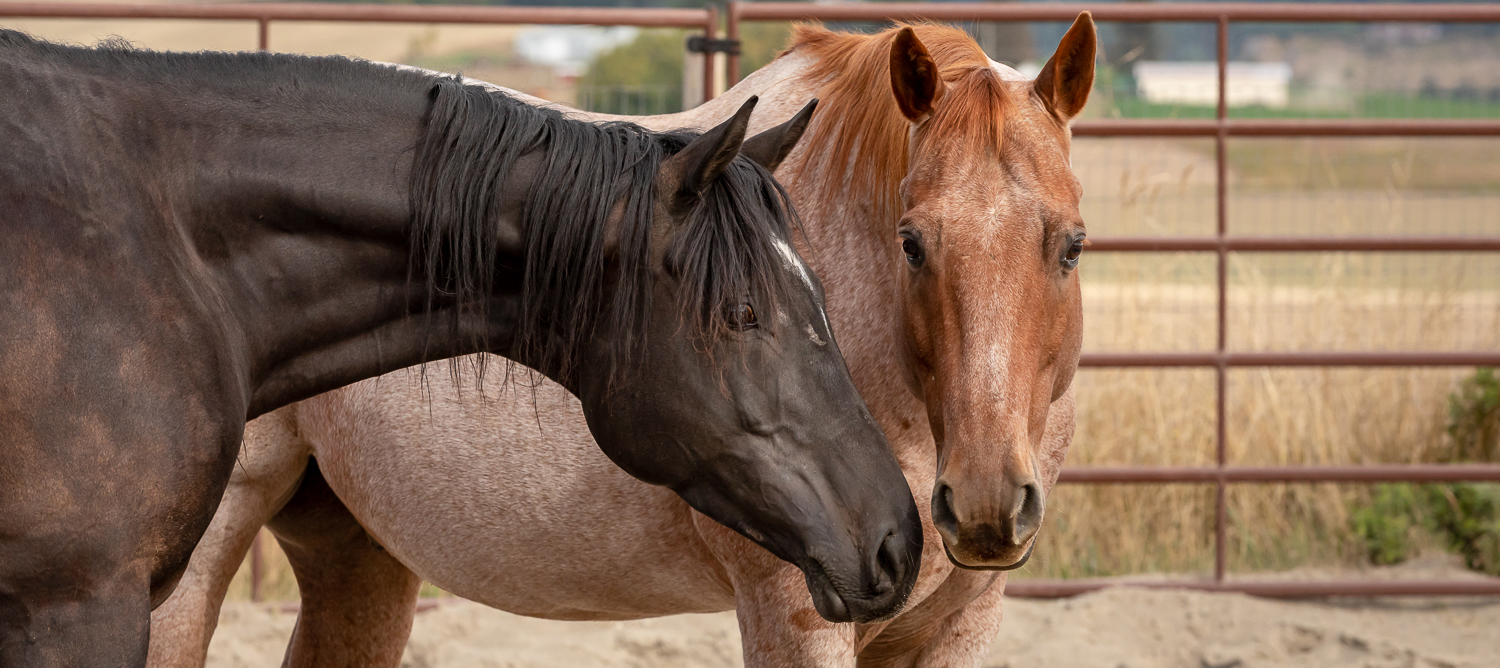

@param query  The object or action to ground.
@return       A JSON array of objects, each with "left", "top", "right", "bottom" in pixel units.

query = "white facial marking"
[
  {"left": 773, "top": 237, "right": 815, "bottom": 292},
  {"left": 772, "top": 236, "right": 833, "bottom": 336},
  {"left": 805, "top": 324, "right": 826, "bottom": 346}
]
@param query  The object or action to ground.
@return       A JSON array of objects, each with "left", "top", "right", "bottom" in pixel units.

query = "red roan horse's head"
[
  {"left": 792, "top": 15, "right": 1095, "bottom": 569},
  {"left": 894, "top": 17, "right": 1095, "bottom": 569}
]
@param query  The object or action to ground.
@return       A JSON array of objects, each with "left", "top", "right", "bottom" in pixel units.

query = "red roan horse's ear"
[
  {"left": 740, "top": 99, "right": 818, "bottom": 174},
  {"left": 1034, "top": 12, "right": 1097, "bottom": 122},
  {"left": 889, "top": 27, "right": 944, "bottom": 122}
]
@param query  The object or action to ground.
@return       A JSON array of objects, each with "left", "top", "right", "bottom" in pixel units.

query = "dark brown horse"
[{"left": 0, "top": 32, "right": 921, "bottom": 664}]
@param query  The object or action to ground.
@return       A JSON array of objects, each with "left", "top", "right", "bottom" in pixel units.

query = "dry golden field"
[{"left": 1024, "top": 137, "right": 1500, "bottom": 580}]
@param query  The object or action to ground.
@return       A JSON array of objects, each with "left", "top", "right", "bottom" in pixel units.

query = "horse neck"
[{"left": 77, "top": 56, "right": 526, "bottom": 417}]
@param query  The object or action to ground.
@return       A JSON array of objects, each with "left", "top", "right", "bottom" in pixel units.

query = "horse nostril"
[
  {"left": 873, "top": 530, "right": 901, "bottom": 595},
  {"left": 932, "top": 482, "right": 957, "bottom": 529},
  {"left": 1012, "top": 481, "right": 1045, "bottom": 544}
]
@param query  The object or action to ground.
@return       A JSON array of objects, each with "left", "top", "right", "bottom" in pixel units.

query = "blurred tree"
[
  {"left": 738, "top": 22, "right": 793, "bottom": 74},
  {"left": 578, "top": 29, "right": 685, "bottom": 114}
]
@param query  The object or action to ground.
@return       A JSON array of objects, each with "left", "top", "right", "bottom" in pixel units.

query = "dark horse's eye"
[
  {"left": 728, "top": 303, "right": 758, "bottom": 330},
  {"left": 1062, "top": 236, "right": 1085, "bottom": 271},
  {"left": 900, "top": 233, "right": 924, "bottom": 267}
]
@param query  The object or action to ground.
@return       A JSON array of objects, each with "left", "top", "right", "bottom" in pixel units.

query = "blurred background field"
[{"left": 7, "top": 0, "right": 1498, "bottom": 598}]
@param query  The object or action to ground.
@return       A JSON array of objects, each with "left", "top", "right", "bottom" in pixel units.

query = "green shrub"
[
  {"left": 1351, "top": 483, "right": 1421, "bottom": 565},
  {"left": 1425, "top": 483, "right": 1500, "bottom": 575},
  {"left": 1447, "top": 367, "right": 1500, "bottom": 463},
  {"left": 1351, "top": 369, "right": 1500, "bottom": 573},
  {"left": 1350, "top": 482, "right": 1500, "bottom": 574}
]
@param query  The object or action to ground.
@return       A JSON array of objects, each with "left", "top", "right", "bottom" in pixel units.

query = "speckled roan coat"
[
  {"left": 150, "top": 15, "right": 1099, "bottom": 668},
  {"left": 0, "top": 29, "right": 926, "bottom": 666}
]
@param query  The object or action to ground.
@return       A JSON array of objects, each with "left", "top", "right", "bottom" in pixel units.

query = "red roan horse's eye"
[
  {"left": 729, "top": 303, "right": 758, "bottom": 330},
  {"left": 902, "top": 237, "right": 923, "bottom": 266},
  {"left": 1062, "top": 237, "right": 1084, "bottom": 270}
]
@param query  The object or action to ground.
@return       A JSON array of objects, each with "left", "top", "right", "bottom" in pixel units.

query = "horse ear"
[
  {"left": 1033, "top": 12, "right": 1097, "bottom": 122},
  {"left": 740, "top": 99, "right": 818, "bottom": 173},
  {"left": 889, "top": 27, "right": 944, "bottom": 122},
  {"left": 664, "top": 96, "right": 758, "bottom": 204}
]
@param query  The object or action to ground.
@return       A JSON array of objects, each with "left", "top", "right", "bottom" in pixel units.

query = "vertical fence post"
[
  {"left": 726, "top": 1, "right": 741, "bottom": 87},
  {"left": 1213, "top": 13, "right": 1229, "bottom": 585},
  {"left": 257, "top": 17, "right": 269, "bottom": 52},
  {"left": 249, "top": 530, "right": 264, "bottom": 603},
  {"left": 704, "top": 5, "right": 719, "bottom": 101}
]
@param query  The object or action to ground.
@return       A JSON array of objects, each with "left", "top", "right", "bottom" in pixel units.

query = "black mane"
[
  {"left": 0, "top": 29, "right": 799, "bottom": 384},
  {"left": 410, "top": 77, "right": 798, "bottom": 383}
]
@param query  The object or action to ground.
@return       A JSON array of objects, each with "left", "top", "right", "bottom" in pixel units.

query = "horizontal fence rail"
[
  {"left": 0, "top": 2, "right": 720, "bottom": 102},
  {"left": 1087, "top": 237, "right": 1500, "bottom": 252},
  {"left": 1074, "top": 119, "right": 1500, "bottom": 137},
  {"left": 729, "top": 2, "right": 1500, "bottom": 599},
  {"left": 1060, "top": 464, "right": 1500, "bottom": 484},
  {"left": 0, "top": 2, "right": 713, "bottom": 27}
]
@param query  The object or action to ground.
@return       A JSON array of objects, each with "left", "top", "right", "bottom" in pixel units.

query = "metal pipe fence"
[{"left": 729, "top": 2, "right": 1500, "bottom": 599}]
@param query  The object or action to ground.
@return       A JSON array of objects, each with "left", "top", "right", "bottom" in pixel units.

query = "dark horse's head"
[{"left": 409, "top": 82, "right": 919, "bottom": 622}]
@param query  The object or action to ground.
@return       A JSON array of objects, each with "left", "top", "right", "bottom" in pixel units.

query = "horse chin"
[
  {"left": 941, "top": 537, "right": 1036, "bottom": 572},
  {"left": 805, "top": 568, "right": 853, "bottom": 623}
]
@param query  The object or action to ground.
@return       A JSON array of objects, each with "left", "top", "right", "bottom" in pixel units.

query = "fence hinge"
[{"left": 686, "top": 36, "right": 741, "bottom": 55}]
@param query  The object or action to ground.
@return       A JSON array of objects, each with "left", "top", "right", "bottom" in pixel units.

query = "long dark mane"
[
  {"left": 0, "top": 28, "right": 797, "bottom": 384},
  {"left": 409, "top": 78, "right": 797, "bottom": 383}
]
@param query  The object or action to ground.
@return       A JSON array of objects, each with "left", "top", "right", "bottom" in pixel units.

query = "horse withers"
[{"left": 0, "top": 32, "right": 919, "bottom": 664}]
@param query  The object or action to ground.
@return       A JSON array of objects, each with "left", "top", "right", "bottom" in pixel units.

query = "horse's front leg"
[
  {"left": 0, "top": 405, "right": 241, "bottom": 666},
  {"left": 148, "top": 407, "right": 312, "bottom": 668}
]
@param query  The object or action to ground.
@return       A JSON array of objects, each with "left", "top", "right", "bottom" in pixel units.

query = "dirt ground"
[{"left": 204, "top": 557, "right": 1500, "bottom": 668}]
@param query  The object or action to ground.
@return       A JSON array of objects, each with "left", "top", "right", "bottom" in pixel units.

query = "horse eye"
[
  {"left": 1062, "top": 237, "right": 1084, "bottom": 270},
  {"left": 901, "top": 236, "right": 924, "bottom": 266},
  {"left": 728, "top": 303, "right": 757, "bottom": 330}
]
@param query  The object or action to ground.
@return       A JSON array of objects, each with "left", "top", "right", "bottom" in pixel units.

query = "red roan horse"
[
  {"left": 152, "top": 15, "right": 1096, "bottom": 668},
  {"left": 0, "top": 30, "right": 926, "bottom": 665}
]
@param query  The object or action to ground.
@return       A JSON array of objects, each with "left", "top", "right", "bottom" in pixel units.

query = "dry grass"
[{"left": 1018, "top": 137, "right": 1500, "bottom": 580}]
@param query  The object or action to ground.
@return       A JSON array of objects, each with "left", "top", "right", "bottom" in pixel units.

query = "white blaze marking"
[
  {"left": 773, "top": 237, "right": 814, "bottom": 291},
  {"left": 772, "top": 237, "right": 833, "bottom": 336}
]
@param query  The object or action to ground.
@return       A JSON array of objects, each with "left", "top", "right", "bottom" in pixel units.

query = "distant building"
[{"left": 1134, "top": 61, "right": 1292, "bottom": 108}]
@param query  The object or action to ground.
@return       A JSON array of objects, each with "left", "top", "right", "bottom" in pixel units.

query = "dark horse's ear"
[
  {"left": 889, "top": 27, "right": 944, "bottom": 122},
  {"left": 740, "top": 99, "right": 818, "bottom": 174},
  {"left": 1033, "top": 12, "right": 1097, "bottom": 122},
  {"left": 664, "top": 95, "right": 758, "bottom": 206}
]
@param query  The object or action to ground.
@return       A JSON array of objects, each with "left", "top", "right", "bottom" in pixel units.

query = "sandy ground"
[{"left": 205, "top": 558, "right": 1500, "bottom": 668}]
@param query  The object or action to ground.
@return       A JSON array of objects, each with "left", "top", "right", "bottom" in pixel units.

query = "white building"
[{"left": 1133, "top": 61, "right": 1293, "bottom": 109}]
